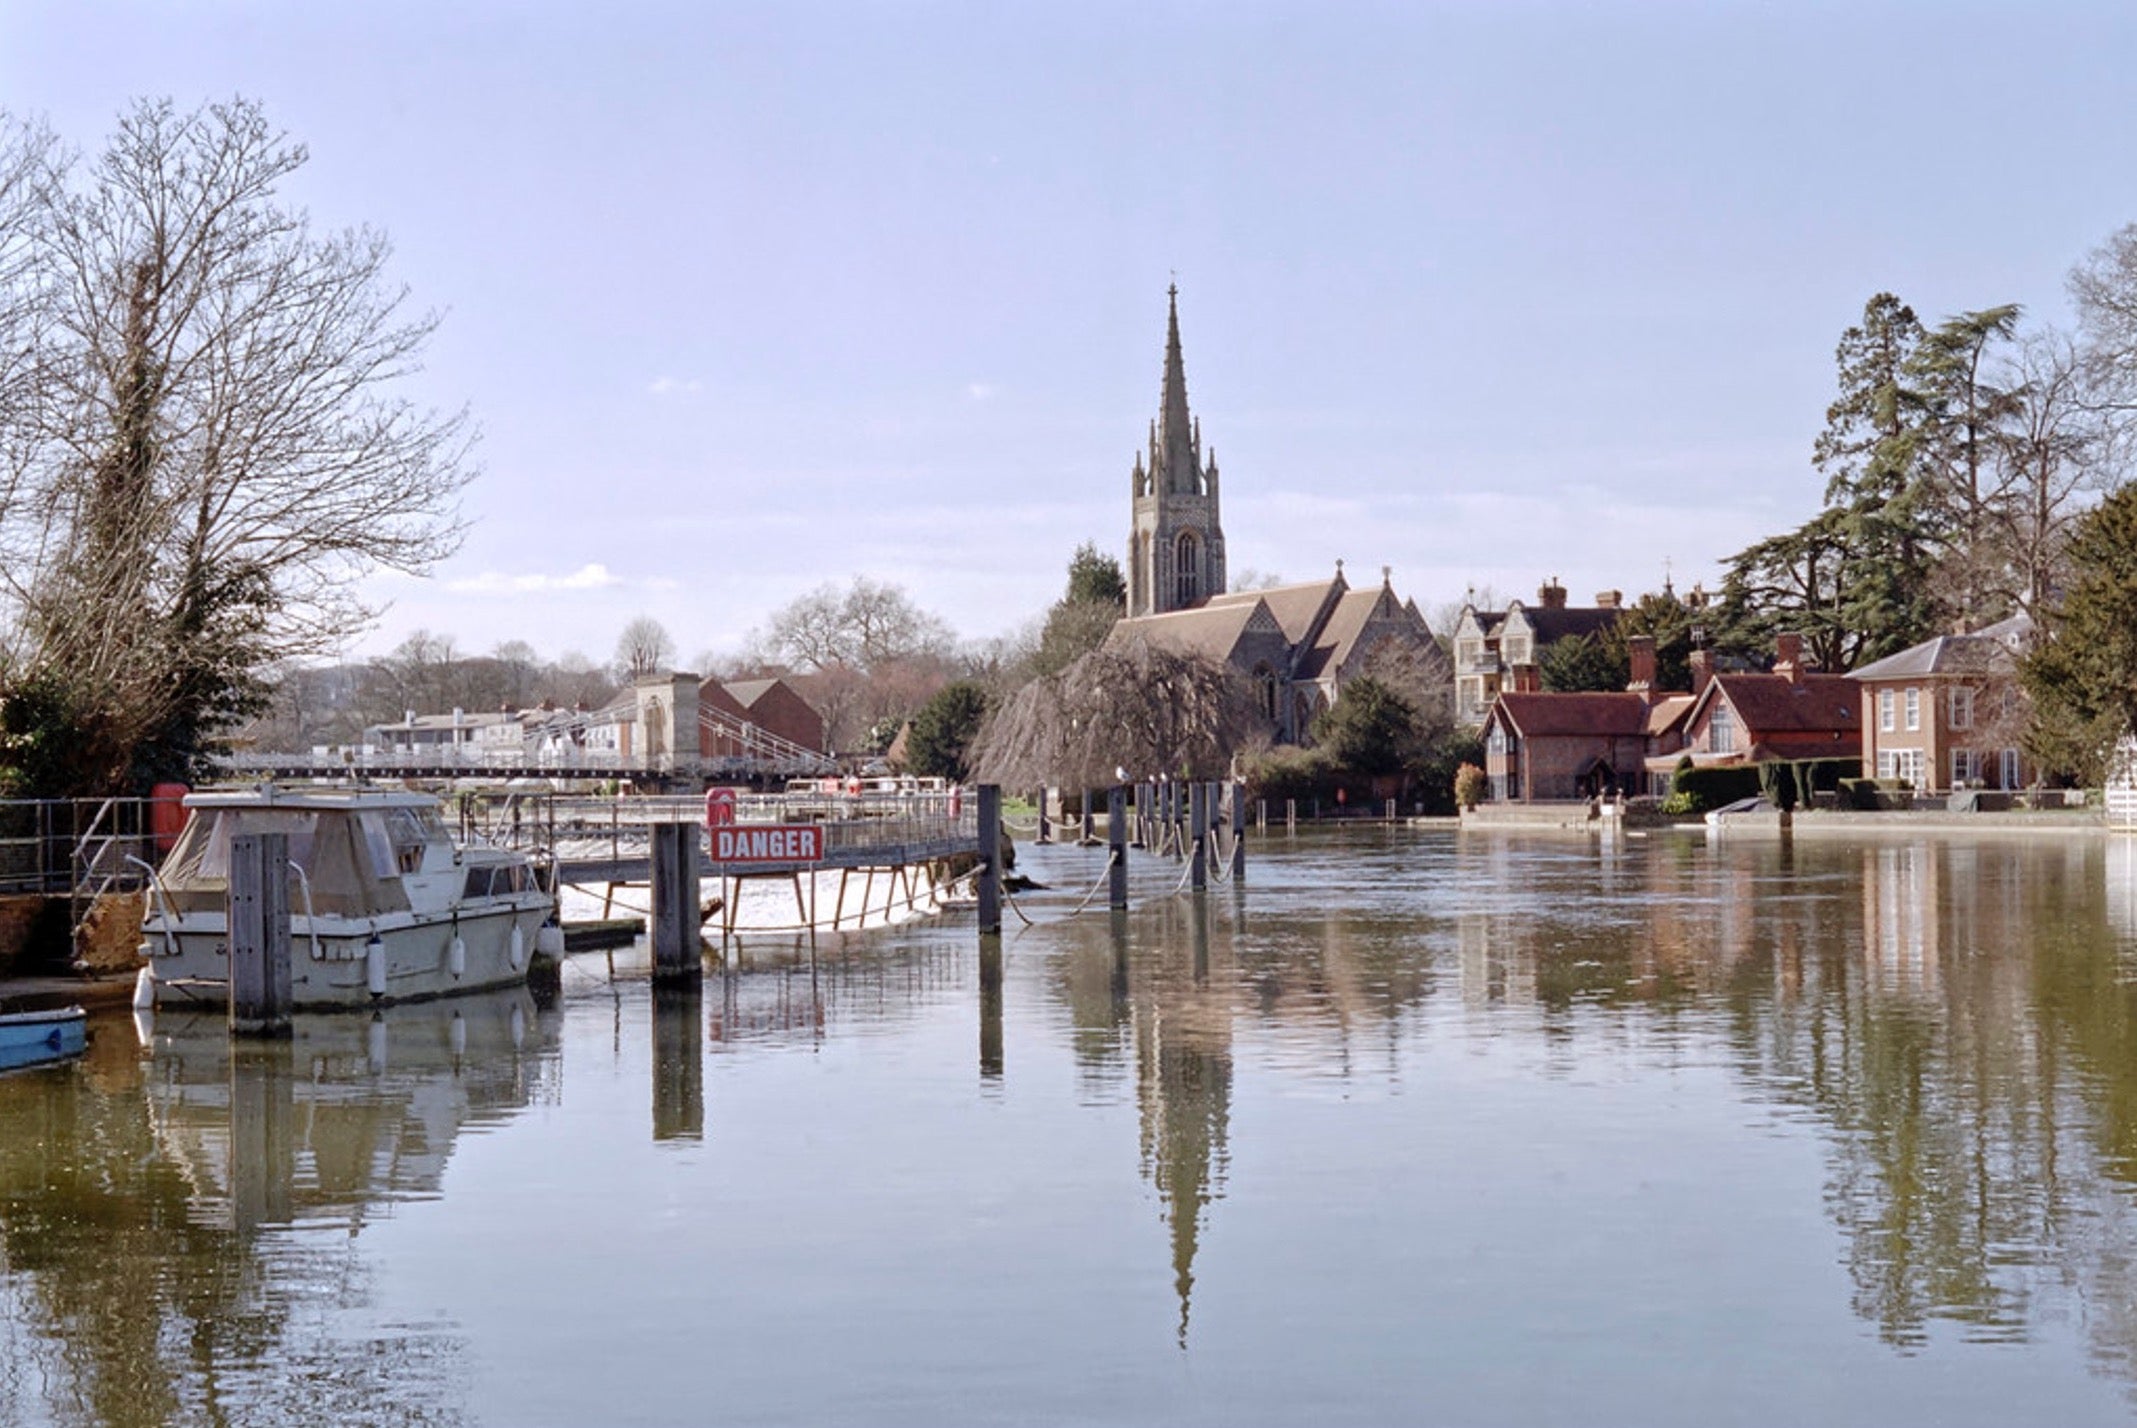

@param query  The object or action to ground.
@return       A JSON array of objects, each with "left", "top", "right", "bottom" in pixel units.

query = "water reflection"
[{"left": 0, "top": 989, "right": 558, "bottom": 1428}]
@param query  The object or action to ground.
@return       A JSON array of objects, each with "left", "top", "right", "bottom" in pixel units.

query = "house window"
[
  {"left": 1952, "top": 749, "right": 1979, "bottom": 788},
  {"left": 1487, "top": 726, "right": 1507, "bottom": 755},
  {"left": 1708, "top": 702, "right": 1736, "bottom": 754},
  {"left": 1174, "top": 531, "right": 1200, "bottom": 606},
  {"left": 1877, "top": 748, "right": 1924, "bottom": 786},
  {"left": 1504, "top": 637, "right": 1530, "bottom": 664},
  {"left": 1950, "top": 687, "right": 1973, "bottom": 730},
  {"left": 1904, "top": 688, "right": 1920, "bottom": 731},
  {"left": 1457, "top": 638, "right": 1481, "bottom": 671},
  {"left": 2001, "top": 749, "right": 2020, "bottom": 790},
  {"left": 1879, "top": 690, "right": 1894, "bottom": 732}
]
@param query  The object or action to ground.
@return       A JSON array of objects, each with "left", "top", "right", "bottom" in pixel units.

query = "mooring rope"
[{"left": 1066, "top": 848, "right": 1121, "bottom": 915}]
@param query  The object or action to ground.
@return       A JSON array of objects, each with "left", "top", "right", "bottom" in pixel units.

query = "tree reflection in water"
[{"left": 0, "top": 988, "right": 558, "bottom": 1428}]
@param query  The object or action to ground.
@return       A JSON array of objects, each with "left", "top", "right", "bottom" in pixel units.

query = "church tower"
[{"left": 1126, "top": 285, "right": 1225, "bottom": 616}]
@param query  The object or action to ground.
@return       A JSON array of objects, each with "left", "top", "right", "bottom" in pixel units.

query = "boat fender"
[
  {"left": 367, "top": 1014, "right": 387, "bottom": 1074},
  {"left": 449, "top": 935, "right": 466, "bottom": 979},
  {"left": 449, "top": 1012, "right": 467, "bottom": 1059},
  {"left": 509, "top": 1001, "right": 526, "bottom": 1049},
  {"left": 509, "top": 924, "right": 527, "bottom": 972},
  {"left": 132, "top": 965, "right": 155, "bottom": 1010},
  {"left": 536, "top": 922, "right": 565, "bottom": 958},
  {"left": 366, "top": 933, "right": 387, "bottom": 997}
]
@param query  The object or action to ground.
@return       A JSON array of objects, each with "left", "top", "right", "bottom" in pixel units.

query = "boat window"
[
  {"left": 463, "top": 866, "right": 494, "bottom": 899},
  {"left": 383, "top": 807, "right": 432, "bottom": 874}
]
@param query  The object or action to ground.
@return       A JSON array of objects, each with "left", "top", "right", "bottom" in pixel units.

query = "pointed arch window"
[
  {"left": 1253, "top": 662, "right": 1279, "bottom": 722},
  {"left": 1175, "top": 530, "right": 1201, "bottom": 606}
]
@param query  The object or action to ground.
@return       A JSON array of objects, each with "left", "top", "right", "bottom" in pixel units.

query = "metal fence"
[{"left": 0, "top": 797, "right": 162, "bottom": 897}]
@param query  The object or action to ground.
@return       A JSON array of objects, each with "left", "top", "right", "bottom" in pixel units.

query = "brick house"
[
  {"left": 1482, "top": 635, "right": 1694, "bottom": 800},
  {"left": 1453, "top": 581, "right": 1626, "bottom": 725},
  {"left": 1850, "top": 615, "right": 2032, "bottom": 792},
  {"left": 716, "top": 678, "right": 827, "bottom": 755},
  {"left": 1647, "top": 634, "right": 1859, "bottom": 786}
]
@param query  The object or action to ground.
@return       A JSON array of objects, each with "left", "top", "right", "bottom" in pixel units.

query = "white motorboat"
[{"left": 139, "top": 786, "right": 559, "bottom": 1010}]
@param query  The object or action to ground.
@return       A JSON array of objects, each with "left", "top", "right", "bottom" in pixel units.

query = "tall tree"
[
  {"left": 2021, "top": 482, "right": 2137, "bottom": 782},
  {"left": 1910, "top": 305, "right": 2023, "bottom": 628},
  {"left": 903, "top": 680, "right": 988, "bottom": 782},
  {"left": 0, "top": 99, "right": 472, "bottom": 792},
  {"left": 1812, "top": 293, "right": 1941, "bottom": 660}
]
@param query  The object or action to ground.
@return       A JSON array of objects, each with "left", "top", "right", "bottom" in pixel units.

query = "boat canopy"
[{"left": 157, "top": 803, "right": 435, "bottom": 918}]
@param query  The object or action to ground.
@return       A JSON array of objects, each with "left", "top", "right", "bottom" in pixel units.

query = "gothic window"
[
  {"left": 1253, "top": 662, "right": 1278, "bottom": 722},
  {"left": 1175, "top": 530, "right": 1201, "bottom": 606}
]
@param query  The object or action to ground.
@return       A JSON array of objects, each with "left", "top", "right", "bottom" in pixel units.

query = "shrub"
[
  {"left": 1670, "top": 764, "right": 1763, "bottom": 813},
  {"left": 1453, "top": 762, "right": 1487, "bottom": 811}
]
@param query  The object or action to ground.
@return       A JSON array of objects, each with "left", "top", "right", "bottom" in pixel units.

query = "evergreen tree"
[
  {"left": 1909, "top": 306, "right": 2024, "bottom": 629},
  {"left": 904, "top": 680, "right": 989, "bottom": 782},
  {"left": 1311, "top": 677, "right": 1421, "bottom": 778},
  {"left": 2021, "top": 483, "right": 2137, "bottom": 782},
  {"left": 1538, "top": 632, "right": 1627, "bottom": 692}
]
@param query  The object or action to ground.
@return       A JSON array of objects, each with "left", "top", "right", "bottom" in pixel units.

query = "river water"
[{"left": 7, "top": 827, "right": 2137, "bottom": 1426}]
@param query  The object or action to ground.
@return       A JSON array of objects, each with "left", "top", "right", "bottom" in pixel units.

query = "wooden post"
[
  {"left": 228, "top": 832, "right": 293, "bottom": 1036},
  {"left": 1286, "top": 798, "right": 1297, "bottom": 832},
  {"left": 1189, "top": 782, "right": 1208, "bottom": 890},
  {"left": 1037, "top": 788, "right": 1051, "bottom": 844},
  {"left": 1231, "top": 779, "right": 1247, "bottom": 880},
  {"left": 1386, "top": 797, "right": 1397, "bottom": 822},
  {"left": 1080, "top": 790, "right": 1095, "bottom": 845},
  {"left": 650, "top": 821, "right": 702, "bottom": 985},
  {"left": 977, "top": 783, "right": 1002, "bottom": 935},
  {"left": 1108, "top": 784, "right": 1129, "bottom": 911}
]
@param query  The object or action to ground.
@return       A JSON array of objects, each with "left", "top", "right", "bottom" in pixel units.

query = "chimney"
[
  {"left": 452, "top": 706, "right": 465, "bottom": 726},
  {"left": 1626, "top": 635, "right": 1656, "bottom": 694},
  {"left": 1774, "top": 632, "right": 1804, "bottom": 685},
  {"left": 1689, "top": 648, "right": 1713, "bottom": 697},
  {"left": 1537, "top": 579, "right": 1568, "bottom": 610},
  {"left": 403, "top": 709, "right": 415, "bottom": 726},
  {"left": 1511, "top": 663, "right": 1541, "bottom": 694},
  {"left": 1595, "top": 590, "right": 1622, "bottom": 610}
]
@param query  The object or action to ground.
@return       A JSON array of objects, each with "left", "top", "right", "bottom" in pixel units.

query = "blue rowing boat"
[{"left": 0, "top": 1006, "right": 87, "bottom": 1073}]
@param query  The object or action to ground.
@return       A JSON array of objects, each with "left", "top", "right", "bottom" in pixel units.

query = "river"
[{"left": 6, "top": 826, "right": 2137, "bottom": 1426}]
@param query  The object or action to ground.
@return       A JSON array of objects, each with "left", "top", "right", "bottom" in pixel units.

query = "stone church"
[{"left": 1106, "top": 287, "right": 1449, "bottom": 742}]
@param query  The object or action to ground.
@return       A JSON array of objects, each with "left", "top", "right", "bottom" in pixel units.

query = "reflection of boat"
[
  {"left": 140, "top": 786, "right": 558, "bottom": 1010},
  {"left": 0, "top": 1005, "right": 86, "bottom": 1073},
  {"left": 143, "top": 986, "right": 558, "bottom": 1228}
]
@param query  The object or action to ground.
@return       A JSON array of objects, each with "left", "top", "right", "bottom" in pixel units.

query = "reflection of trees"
[{"left": 0, "top": 990, "right": 557, "bottom": 1427}]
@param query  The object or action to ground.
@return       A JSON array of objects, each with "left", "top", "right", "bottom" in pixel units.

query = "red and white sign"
[
  {"left": 712, "top": 824, "right": 824, "bottom": 863},
  {"left": 704, "top": 786, "right": 738, "bottom": 827}
]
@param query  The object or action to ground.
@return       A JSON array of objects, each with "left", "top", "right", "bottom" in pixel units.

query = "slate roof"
[
  {"left": 1294, "top": 588, "right": 1395, "bottom": 680},
  {"left": 1517, "top": 605, "right": 1623, "bottom": 643},
  {"left": 1204, "top": 577, "right": 1342, "bottom": 645},
  {"left": 1849, "top": 614, "right": 2031, "bottom": 682},
  {"left": 1106, "top": 598, "right": 1276, "bottom": 665}
]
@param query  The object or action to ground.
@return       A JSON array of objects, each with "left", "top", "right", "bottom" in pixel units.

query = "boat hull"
[
  {"left": 0, "top": 1007, "right": 88, "bottom": 1073},
  {"left": 142, "top": 899, "right": 553, "bottom": 1011}
]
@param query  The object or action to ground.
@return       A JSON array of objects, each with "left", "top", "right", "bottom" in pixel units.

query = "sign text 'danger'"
[{"left": 712, "top": 825, "right": 824, "bottom": 863}]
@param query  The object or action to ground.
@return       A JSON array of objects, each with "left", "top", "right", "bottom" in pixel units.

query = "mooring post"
[
  {"left": 1037, "top": 787, "right": 1052, "bottom": 844},
  {"left": 228, "top": 831, "right": 293, "bottom": 1037},
  {"left": 650, "top": 821, "right": 702, "bottom": 985},
  {"left": 1080, "top": 789, "right": 1095, "bottom": 844},
  {"left": 977, "top": 783, "right": 1002, "bottom": 935},
  {"left": 1189, "top": 782, "right": 1208, "bottom": 890},
  {"left": 1108, "top": 784, "right": 1129, "bottom": 911},
  {"left": 1286, "top": 798, "right": 1297, "bottom": 832},
  {"left": 1231, "top": 779, "right": 1247, "bottom": 880}
]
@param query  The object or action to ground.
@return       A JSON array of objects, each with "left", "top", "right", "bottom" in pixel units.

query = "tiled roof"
[
  {"left": 1520, "top": 606, "right": 1623, "bottom": 643},
  {"left": 1206, "top": 577, "right": 1342, "bottom": 645},
  {"left": 1708, "top": 673, "right": 1858, "bottom": 734},
  {"left": 1107, "top": 599, "right": 1272, "bottom": 665},
  {"left": 1644, "top": 694, "right": 1696, "bottom": 738},
  {"left": 1491, "top": 691, "right": 1652, "bottom": 738}
]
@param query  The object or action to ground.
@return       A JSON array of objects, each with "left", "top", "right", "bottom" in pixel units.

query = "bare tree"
[
  {"left": 1993, "top": 331, "right": 2115, "bottom": 622},
  {"left": 751, "top": 576, "right": 954, "bottom": 673},
  {"left": 0, "top": 98, "right": 473, "bottom": 789},
  {"left": 612, "top": 615, "right": 676, "bottom": 680}
]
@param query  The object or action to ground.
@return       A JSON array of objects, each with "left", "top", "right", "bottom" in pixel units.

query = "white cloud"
[
  {"left": 446, "top": 562, "right": 628, "bottom": 594},
  {"left": 648, "top": 376, "right": 703, "bottom": 397}
]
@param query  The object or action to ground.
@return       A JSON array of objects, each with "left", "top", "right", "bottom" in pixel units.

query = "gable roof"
[
  {"left": 1509, "top": 602, "right": 1623, "bottom": 644},
  {"left": 1205, "top": 576, "right": 1345, "bottom": 645},
  {"left": 1489, "top": 691, "right": 1652, "bottom": 739},
  {"left": 1704, "top": 672, "right": 1859, "bottom": 732}
]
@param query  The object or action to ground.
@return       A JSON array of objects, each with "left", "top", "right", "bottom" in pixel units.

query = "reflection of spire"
[{"left": 1134, "top": 900, "right": 1233, "bottom": 1348}]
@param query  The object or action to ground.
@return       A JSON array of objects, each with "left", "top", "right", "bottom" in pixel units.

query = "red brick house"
[
  {"left": 1647, "top": 634, "right": 1858, "bottom": 785},
  {"left": 1850, "top": 615, "right": 2032, "bottom": 792},
  {"left": 1482, "top": 636, "right": 1696, "bottom": 800},
  {"left": 697, "top": 676, "right": 827, "bottom": 758}
]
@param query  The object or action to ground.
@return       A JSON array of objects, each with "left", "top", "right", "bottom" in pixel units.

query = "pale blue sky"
[{"left": 6, "top": 2, "right": 2134, "bottom": 665}]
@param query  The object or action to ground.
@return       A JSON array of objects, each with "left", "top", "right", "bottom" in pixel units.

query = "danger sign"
[{"left": 712, "top": 824, "right": 824, "bottom": 864}]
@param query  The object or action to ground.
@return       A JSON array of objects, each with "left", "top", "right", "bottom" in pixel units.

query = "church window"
[
  {"left": 1175, "top": 531, "right": 1201, "bottom": 606},
  {"left": 1254, "top": 663, "right": 1278, "bottom": 722}
]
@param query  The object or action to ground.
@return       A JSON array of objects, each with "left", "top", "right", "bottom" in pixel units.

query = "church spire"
[{"left": 1157, "top": 283, "right": 1199, "bottom": 495}]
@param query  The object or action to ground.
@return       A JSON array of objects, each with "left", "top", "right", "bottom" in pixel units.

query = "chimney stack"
[
  {"left": 1774, "top": 632, "right": 1804, "bottom": 685},
  {"left": 1596, "top": 590, "right": 1622, "bottom": 610},
  {"left": 1537, "top": 578, "right": 1568, "bottom": 610},
  {"left": 1511, "top": 663, "right": 1542, "bottom": 694},
  {"left": 1689, "top": 648, "right": 1713, "bottom": 697},
  {"left": 1626, "top": 635, "right": 1656, "bottom": 694}
]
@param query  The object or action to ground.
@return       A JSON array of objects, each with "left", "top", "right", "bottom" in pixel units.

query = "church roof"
[
  {"left": 1204, "top": 576, "right": 1345, "bottom": 646},
  {"left": 1295, "top": 587, "right": 1397, "bottom": 680},
  {"left": 1107, "top": 598, "right": 1278, "bottom": 666}
]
